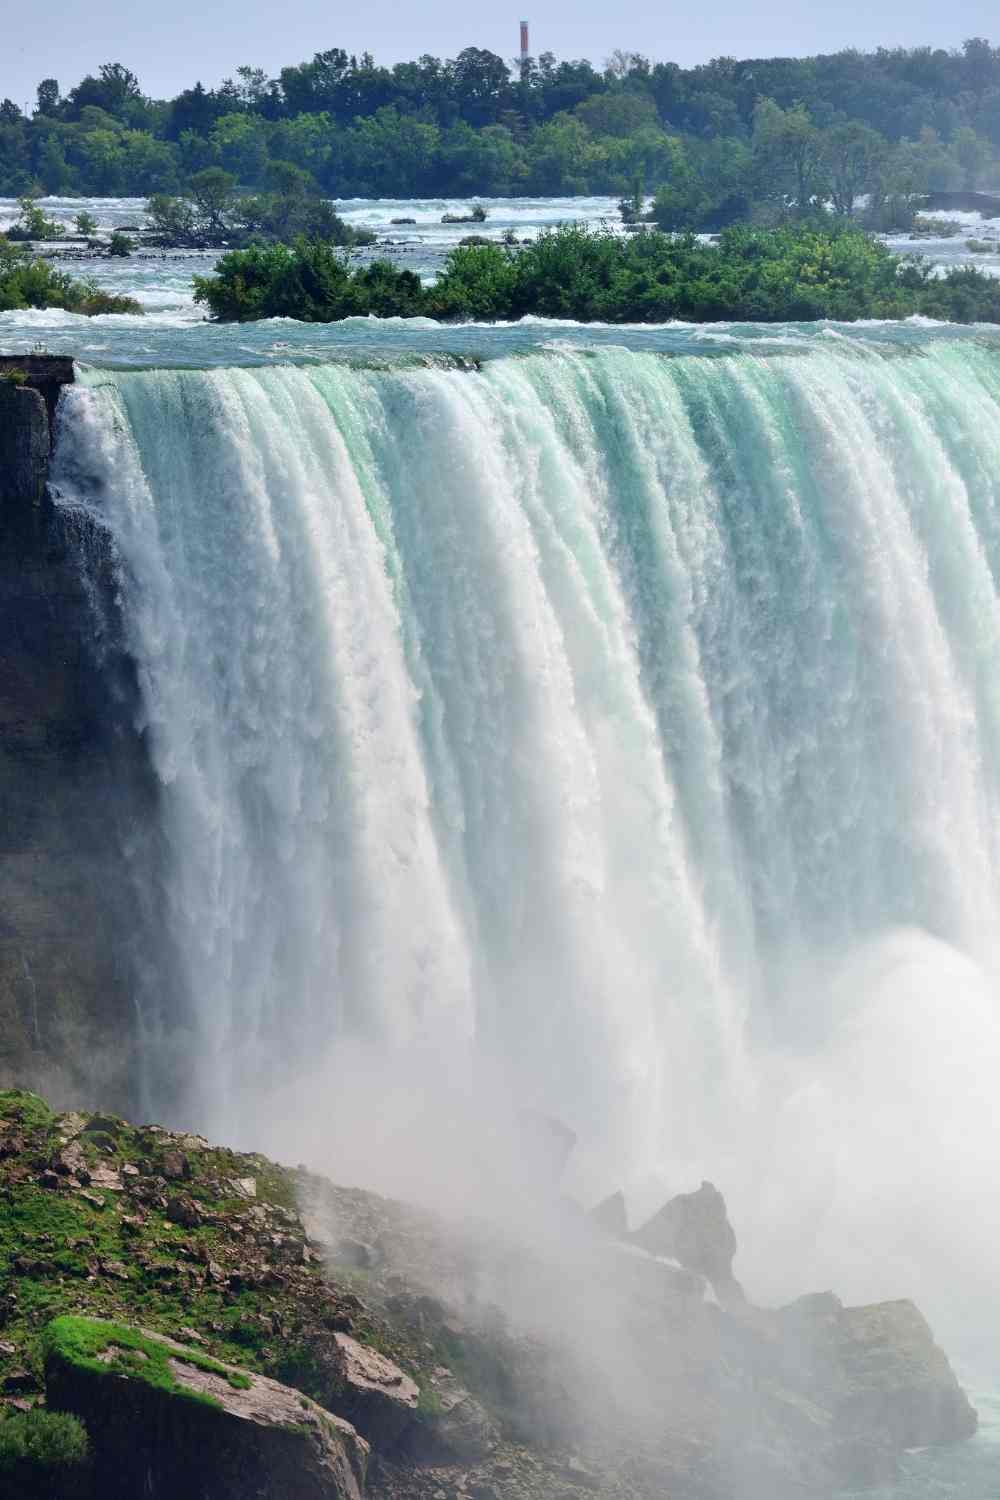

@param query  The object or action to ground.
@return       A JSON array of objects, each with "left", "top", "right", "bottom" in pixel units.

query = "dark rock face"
[
  {"left": 630, "top": 1180, "right": 744, "bottom": 1304},
  {"left": 0, "top": 383, "right": 50, "bottom": 535},
  {"left": 44, "top": 1319, "right": 369, "bottom": 1499},
  {"left": 0, "top": 359, "right": 154, "bottom": 1113}
]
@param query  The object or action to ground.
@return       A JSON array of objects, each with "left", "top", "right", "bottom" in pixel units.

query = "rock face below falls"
[{"left": 0, "top": 358, "right": 152, "bottom": 1114}]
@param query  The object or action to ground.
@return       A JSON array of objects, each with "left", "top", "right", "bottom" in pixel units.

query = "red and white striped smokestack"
[{"left": 520, "top": 20, "right": 530, "bottom": 64}]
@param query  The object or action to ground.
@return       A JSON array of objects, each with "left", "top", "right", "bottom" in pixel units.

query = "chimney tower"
[{"left": 520, "top": 20, "right": 530, "bottom": 67}]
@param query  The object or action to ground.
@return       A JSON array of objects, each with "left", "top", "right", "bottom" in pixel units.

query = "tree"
[
  {"left": 347, "top": 107, "right": 440, "bottom": 195},
  {"left": 526, "top": 114, "right": 594, "bottom": 193},
  {"left": 211, "top": 113, "right": 269, "bottom": 183},
  {"left": 752, "top": 98, "right": 825, "bottom": 214},
  {"left": 66, "top": 63, "right": 143, "bottom": 122},
  {"left": 35, "top": 79, "right": 60, "bottom": 117},
  {"left": 188, "top": 167, "right": 238, "bottom": 233},
  {"left": 820, "top": 122, "right": 887, "bottom": 215},
  {"left": 575, "top": 92, "right": 658, "bottom": 138},
  {"left": 952, "top": 125, "right": 991, "bottom": 188},
  {"left": 448, "top": 48, "right": 510, "bottom": 127}
]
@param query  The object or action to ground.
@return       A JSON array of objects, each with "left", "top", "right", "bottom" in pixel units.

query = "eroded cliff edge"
[{"left": 0, "top": 357, "right": 152, "bottom": 1112}]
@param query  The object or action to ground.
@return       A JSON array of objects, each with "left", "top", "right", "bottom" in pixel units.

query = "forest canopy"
[{"left": 2, "top": 40, "right": 1000, "bottom": 222}]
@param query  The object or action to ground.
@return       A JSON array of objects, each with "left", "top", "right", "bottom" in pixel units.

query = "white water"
[{"left": 51, "top": 342, "right": 1000, "bottom": 1395}]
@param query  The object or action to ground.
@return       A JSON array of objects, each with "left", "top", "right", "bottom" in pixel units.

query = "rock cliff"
[{"left": 0, "top": 358, "right": 153, "bottom": 1113}]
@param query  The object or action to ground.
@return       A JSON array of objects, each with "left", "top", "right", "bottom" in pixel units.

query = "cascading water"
[{"left": 52, "top": 339, "right": 1000, "bottom": 1356}]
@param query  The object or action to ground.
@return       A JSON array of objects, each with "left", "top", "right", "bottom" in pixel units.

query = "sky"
[{"left": 2, "top": 0, "right": 998, "bottom": 110}]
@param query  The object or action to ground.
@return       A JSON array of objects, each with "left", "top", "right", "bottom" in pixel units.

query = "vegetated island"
[
  {"left": 0, "top": 1087, "right": 978, "bottom": 1499},
  {"left": 0, "top": 235, "right": 140, "bottom": 315},
  {"left": 193, "top": 221, "right": 1000, "bottom": 323}
]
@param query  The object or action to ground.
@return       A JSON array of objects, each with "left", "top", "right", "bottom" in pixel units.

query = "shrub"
[
  {"left": 0, "top": 1408, "right": 90, "bottom": 1499},
  {"left": 0, "top": 236, "right": 142, "bottom": 315},
  {"left": 192, "top": 222, "right": 1000, "bottom": 325},
  {"left": 74, "top": 211, "right": 99, "bottom": 237},
  {"left": 108, "top": 230, "right": 133, "bottom": 256},
  {"left": 193, "top": 237, "right": 421, "bottom": 321},
  {"left": 6, "top": 195, "right": 63, "bottom": 242}
]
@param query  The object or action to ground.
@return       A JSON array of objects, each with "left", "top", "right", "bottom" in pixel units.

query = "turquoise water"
[{"left": 5, "top": 197, "right": 998, "bottom": 1496}]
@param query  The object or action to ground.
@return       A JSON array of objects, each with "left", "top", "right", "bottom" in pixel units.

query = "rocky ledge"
[{"left": 0, "top": 1090, "right": 978, "bottom": 1500}]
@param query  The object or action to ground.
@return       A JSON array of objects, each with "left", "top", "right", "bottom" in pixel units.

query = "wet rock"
[
  {"left": 45, "top": 1316, "right": 369, "bottom": 1499},
  {"left": 51, "top": 1140, "right": 90, "bottom": 1182},
  {"left": 0, "top": 382, "right": 50, "bottom": 525},
  {"left": 414, "top": 1387, "right": 499, "bottom": 1464},
  {"left": 588, "top": 1190, "right": 627, "bottom": 1238},
  {"left": 332, "top": 1238, "right": 380, "bottom": 1270},
  {"left": 226, "top": 1176, "right": 257, "bottom": 1199},
  {"left": 89, "top": 1162, "right": 124, "bottom": 1192},
  {"left": 630, "top": 1180, "right": 744, "bottom": 1301},
  {"left": 330, "top": 1331, "right": 419, "bottom": 1449},
  {"left": 834, "top": 1300, "right": 978, "bottom": 1450},
  {"left": 166, "top": 1194, "right": 203, "bottom": 1228},
  {"left": 161, "top": 1149, "right": 190, "bottom": 1179}
]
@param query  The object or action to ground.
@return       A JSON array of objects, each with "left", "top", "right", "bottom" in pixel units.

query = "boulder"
[
  {"left": 43, "top": 1316, "right": 369, "bottom": 1499},
  {"left": 330, "top": 1331, "right": 419, "bottom": 1449},
  {"left": 630, "top": 1180, "right": 744, "bottom": 1302},
  {"left": 833, "top": 1300, "right": 978, "bottom": 1450},
  {"left": 770, "top": 1293, "right": 978, "bottom": 1483}
]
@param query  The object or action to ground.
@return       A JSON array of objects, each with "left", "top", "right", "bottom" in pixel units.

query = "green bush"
[
  {"left": 108, "top": 230, "right": 134, "bottom": 256},
  {"left": 193, "top": 222, "right": 1000, "bottom": 325},
  {"left": 0, "top": 235, "right": 142, "bottom": 314},
  {"left": 194, "top": 237, "right": 422, "bottom": 321},
  {"left": 0, "top": 1408, "right": 90, "bottom": 1499},
  {"left": 6, "top": 196, "right": 63, "bottom": 242}
]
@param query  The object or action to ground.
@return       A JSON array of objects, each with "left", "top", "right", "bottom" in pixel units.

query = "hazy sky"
[{"left": 2, "top": 0, "right": 998, "bottom": 110}]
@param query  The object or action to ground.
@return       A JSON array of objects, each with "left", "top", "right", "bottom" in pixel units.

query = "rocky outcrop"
[
  {"left": 588, "top": 1190, "right": 627, "bottom": 1237},
  {"left": 0, "top": 357, "right": 154, "bottom": 1113},
  {"left": 775, "top": 1291, "right": 978, "bottom": 1459},
  {"left": 630, "top": 1180, "right": 745, "bottom": 1305},
  {"left": 43, "top": 1316, "right": 369, "bottom": 1499},
  {"left": 0, "top": 1091, "right": 980, "bottom": 1500},
  {"left": 327, "top": 1332, "right": 419, "bottom": 1449}
]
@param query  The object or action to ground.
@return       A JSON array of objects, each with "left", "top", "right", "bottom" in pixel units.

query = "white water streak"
[{"left": 52, "top": 346, "right": 1000, "bottom": 1314}]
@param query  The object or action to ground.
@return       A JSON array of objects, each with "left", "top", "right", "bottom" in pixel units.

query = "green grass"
[
  {"left": 0, "top": 1408, "right": 88, "bottom": 1467},
  {"left": 0, "top": 1090, "right": 55, "bottom": 1131},
  {"left": 43, "top": 1316, "right": 253, "bottom": 1410}
]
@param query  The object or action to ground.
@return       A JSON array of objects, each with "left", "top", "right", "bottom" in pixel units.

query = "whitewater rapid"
[{"left": 51, "top": 340, "right": 1000, "bottom": 1360}]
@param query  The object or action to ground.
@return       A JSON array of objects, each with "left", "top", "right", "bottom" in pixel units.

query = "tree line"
[
  {"left": 2, "top": 41, "right": 1000, "bottom": 215},
  {"left": 193, "top": 222, "right": 1000, "bottom": 323}
]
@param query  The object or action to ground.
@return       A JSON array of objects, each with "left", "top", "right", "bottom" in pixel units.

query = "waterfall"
[{"left": 52, "top": 341, "right": 1000, "bottom": 1329}]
